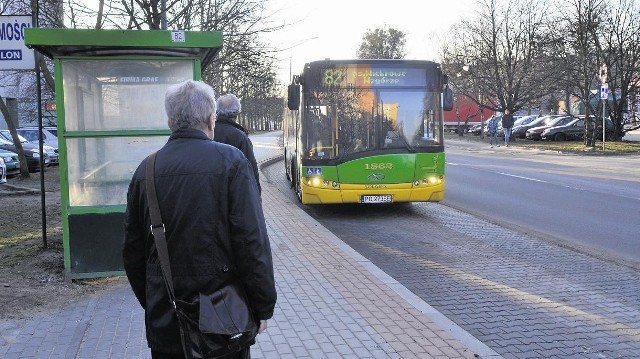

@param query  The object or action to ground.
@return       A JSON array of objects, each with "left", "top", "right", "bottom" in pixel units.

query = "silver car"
[{"left": 0, "top": 130, "right": 58, "bottom": 166}]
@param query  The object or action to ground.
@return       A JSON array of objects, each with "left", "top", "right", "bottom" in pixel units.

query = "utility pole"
[
  {"left": 161, "top": 0, "right": 167, "bottom": 29},
  {"left": 599, "top": 64, "right": 608, "bottom": 151}
]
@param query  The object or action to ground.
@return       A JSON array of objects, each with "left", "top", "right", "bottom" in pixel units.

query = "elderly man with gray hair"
[
  {"left": 214, "top": 94, "right": 261, "bottom": 194},
  {"left": 123, "top": 80, "right": 276, "bottom": 359}
]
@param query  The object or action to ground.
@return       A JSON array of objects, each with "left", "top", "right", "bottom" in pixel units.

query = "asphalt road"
[{"left": 443, "top": 138, "right": 640, "bottom": 268}]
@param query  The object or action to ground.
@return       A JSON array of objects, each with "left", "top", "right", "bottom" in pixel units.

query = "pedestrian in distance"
[
  {"left": 214, "top": 94, "right": 261, "bottom": 194},
  {"left": 502, "top": 109, "right": 515, "bottom": 147},
  {"left": 123, "top": 80, "right": 277, "bottom": 359},
  {"left": 488, "top": 115, "right": 500, "bottom": 148}
]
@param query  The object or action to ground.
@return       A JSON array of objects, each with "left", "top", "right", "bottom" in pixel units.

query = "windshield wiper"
[{"left": 384, "top": 122, "right": 415, "bottom": 153}]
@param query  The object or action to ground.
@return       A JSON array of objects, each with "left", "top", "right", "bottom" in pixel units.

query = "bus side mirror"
[
  {"left": 287, "top": 84, "right": 300, "bottom": 110},
  {"left": 443, "top": 88, "right": 454, "bottom": 111}
]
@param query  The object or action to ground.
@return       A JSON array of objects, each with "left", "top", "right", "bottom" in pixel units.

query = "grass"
[
  {"left": 516, "top": 139, "right": 640, "bottom": 153},
  {"left": 0, "top": 227, "right": 62, "bottom": 266},
  {"left": 0, "top": 230, "right": 43, "bottom": 250},
  {"left": 0, "top": 243, "right": 42, "bottom": 266}
]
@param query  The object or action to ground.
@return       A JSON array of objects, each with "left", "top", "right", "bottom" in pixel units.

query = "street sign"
[
  {"left": 0, "top": 15, "right": 35, "bottom": 70},
  {"left": 599, "top": 84, "right": 608, "bottom": 100}
]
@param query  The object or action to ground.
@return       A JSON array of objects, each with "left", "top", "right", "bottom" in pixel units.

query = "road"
[
  {"left": 444, "top": 138, "right": 640, "bottom": 267},
  {"left": 256, "top": 131, "right": 640, "bottom": 358}
]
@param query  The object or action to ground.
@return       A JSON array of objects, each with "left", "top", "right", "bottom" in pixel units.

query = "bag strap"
[{"left": 145, "top": 151, "right": 178, "bottom": 307}]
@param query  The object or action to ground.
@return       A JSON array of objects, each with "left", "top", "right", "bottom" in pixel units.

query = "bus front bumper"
[{"left": 300, "top": 182, "right": 445, "bottom": 204}]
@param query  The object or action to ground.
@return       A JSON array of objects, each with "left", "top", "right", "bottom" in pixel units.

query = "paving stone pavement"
[{"left": 0, "top": 132, "right": 500, "bottom": 359}]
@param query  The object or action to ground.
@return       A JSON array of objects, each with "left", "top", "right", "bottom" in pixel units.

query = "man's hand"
[{"left": 258, "top": 320, "right": 268, "bottom": 334}]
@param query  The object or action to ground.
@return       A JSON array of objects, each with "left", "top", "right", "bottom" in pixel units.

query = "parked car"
[
  {"left": 513, "top": 115, "right": 539, "bottom": 128},
  {"left": 0, "top": 148, "right": 20, "bottom": 177},
  {"left": 0, "top": 130, "right": 58, "bottom": 166},
  {"left": 0, "top": 156, "right": 5, "bottom": 184},
  {"left": 16, "top": 126, "right": 59, "bottom": 150},
  {"left": 525, "top": 116, "right": 576, "bottom": 141},
  {"left": 512, "top": 114, "right": 564, "bottom": 139},
  {"left": 43, "top": 126, "right": 58, "bottom": 137},
  {"left": 469, "top": 123, "right": 483, "bottom": 135},
  {"left": 0, "top": 136, "right": 49, "bottom": 172},
  {"left": 541, "top": 117, "right": 615, "bottom": 141}
]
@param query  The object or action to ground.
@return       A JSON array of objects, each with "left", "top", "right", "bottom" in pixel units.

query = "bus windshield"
[{"left": 303, "top": 88, "right": 442, "bottom": 160}]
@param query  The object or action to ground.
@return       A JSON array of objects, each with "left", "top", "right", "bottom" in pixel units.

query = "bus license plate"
[{"left": 361, "top": 195, "right": 392, "bottom": 203}]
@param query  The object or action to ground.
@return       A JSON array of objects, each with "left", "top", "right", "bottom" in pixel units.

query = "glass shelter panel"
[
  {"left": 67, "top": 136, "right": 168, "bottom": 206},
  {"left": 62, "top": 60, "right": 193, "bottom": 131}
]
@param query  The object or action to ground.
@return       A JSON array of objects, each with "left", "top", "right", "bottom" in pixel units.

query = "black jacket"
[
  {"left": 214, "top": 115, "right": 261, "bottom": 193},
  {"left": 502, "top": 114, "right": 515, "bottom": 129},
  {"left": 123, "top": 129, "right": 276, "bottom": 354}
]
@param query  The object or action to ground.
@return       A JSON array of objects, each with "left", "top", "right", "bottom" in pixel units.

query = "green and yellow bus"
[{"left": 284, "top": 59, "right": 453, "bottom": 204}]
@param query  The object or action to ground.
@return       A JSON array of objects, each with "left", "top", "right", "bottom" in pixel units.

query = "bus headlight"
[
  {"left": 420, "top": 176, "right": 443, "bottom": 186},
  {"left": 429, "top": 176, "right": 443, "bottom": 185},
  {"left": 305, "top": 177, "right": 335, "bottom": 188},
  {"left": 311, "top": 177, "right": 322, "bottom": 187}
]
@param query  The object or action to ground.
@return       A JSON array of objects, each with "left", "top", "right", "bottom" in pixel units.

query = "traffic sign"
[{"left": 599, "top": 84, "right": 608, "bottom": 100}]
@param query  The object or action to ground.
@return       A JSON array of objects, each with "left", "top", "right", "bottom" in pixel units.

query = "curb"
[{"left": 0, "top": 183, "right": 40, "bottom": 195}]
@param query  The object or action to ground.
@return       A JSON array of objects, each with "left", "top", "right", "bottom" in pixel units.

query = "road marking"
[{"left": 496, "top": 172, "right": 548, "bottom": 183}]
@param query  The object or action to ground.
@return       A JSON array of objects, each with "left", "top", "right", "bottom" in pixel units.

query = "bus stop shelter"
[{"left": 24, "top": 28, "right": 223, "bottom": 280}]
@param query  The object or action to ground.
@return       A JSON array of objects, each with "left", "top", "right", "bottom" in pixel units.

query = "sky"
[
  {"left": 260, "top": 0, "right": 476, "bottom": 85},
  {"left": 76, "top": 0, "right": 476, "bottom": 85}
]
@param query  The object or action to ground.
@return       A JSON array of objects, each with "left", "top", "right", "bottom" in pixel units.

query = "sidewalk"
[{"left": 0, "top": 136, "right": 500, "bottom": 359}]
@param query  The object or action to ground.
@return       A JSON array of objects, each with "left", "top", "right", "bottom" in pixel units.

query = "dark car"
[
  {"left": 0, "top": 148, "right": 20, "bottom": 177},
  {"left": 512, "top": 114, "right": 563, "bottom": 139},
  {"left": 525, "top": 116, "right": 576, "bottom": 141},
  {"left": 541, "top": 117, "right": 614, "bottom": 141},
  {"left": 0, "top": 137, "right": 49, "bottom": 172}
]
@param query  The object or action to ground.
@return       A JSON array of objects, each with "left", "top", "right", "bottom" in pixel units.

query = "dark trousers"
[{"left": 151, "top": 348, "right": 250, "bottom": 359}]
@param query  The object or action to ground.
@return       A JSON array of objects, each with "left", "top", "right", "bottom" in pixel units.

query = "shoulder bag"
[{"left": 145, "top": 151, "right": 258, "bottom": 359}]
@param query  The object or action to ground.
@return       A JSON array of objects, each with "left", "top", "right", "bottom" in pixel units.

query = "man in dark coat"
[
  {"left": 501, "top": 109, "right": 515, "bottom": 147},
  {"left": 214, "top": 94, "right": 261, "bottom": 194},
  {"left": 123, "top": 80, "right": 276, "bottom": 359}
]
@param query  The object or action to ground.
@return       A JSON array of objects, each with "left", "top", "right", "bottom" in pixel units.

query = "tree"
[
  {"left": 600, "top": 0, "right": 640, "bottom": 141},
  {"left": 441, "top": 0, "right": 554, "bottom": 115},
  {"left": 356, "top": 26, "right": 406, "bottom": 59},
  {"left": 63, "top": 0, "right": 286, "bottom": 132},
  {"left": 0, "top": 0, "right": 61, "bottom": 178},
  {"left": 554, "top": 0, "right": 606, "bottom": 147}
]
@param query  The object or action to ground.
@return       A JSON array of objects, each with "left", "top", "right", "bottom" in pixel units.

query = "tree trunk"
[{"left": 0, "top": 97, "right": 31, "bottom": 178}]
